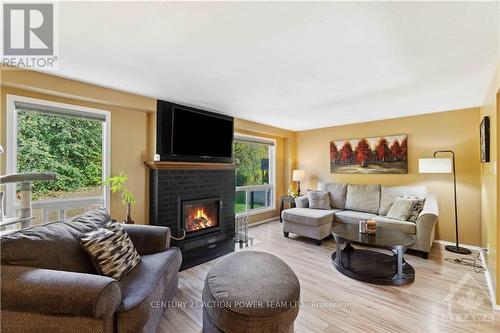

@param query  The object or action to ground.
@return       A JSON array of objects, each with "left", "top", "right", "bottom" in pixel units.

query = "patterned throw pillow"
[
  {"left": 79, "top": 221, "right": 141, "bottom": 280},
  {"left": 403, "top": 195, "right": 426, "bottom": 222},
  {"left": 386, "top": 197, "right": 418, "bottom": 221},
  {"left": 307, "top": 190, "right": 331, "bottom": 210}
]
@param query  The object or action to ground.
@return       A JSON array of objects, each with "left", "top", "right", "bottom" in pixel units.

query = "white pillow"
[
  {"left": 386, "top": 197, "right": 418, "bottom": 221},
  {"left": 307, "top": 191, "right": 331, "bottom": 210}
]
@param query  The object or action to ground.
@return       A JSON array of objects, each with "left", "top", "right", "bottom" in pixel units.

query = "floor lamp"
[{"left": 419, "top": 150, "right": 471, "bottom": 254}]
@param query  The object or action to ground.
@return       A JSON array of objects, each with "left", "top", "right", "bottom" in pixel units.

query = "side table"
[{"left": 279, "top": 195, "right": 296, "bottom": 222}]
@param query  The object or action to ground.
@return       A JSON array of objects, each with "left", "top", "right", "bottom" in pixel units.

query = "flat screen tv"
[{"left": 156, "top": 100, "right": 234, "bottom": 163}]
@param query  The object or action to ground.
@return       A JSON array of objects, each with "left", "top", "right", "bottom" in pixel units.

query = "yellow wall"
[
  {"left": 479, "top": 64, "right": 499, "bottom": 305},
  {"left": 497, "top": 92, "right": 500, "bottom": 306},
  {"left": 296, "top": 108, "right": 482, "bottom": 246},
  {"left": 1, "top": 68, "right": 155, "bottom": 224}
]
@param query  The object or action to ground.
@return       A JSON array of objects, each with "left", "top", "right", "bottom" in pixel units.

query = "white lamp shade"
[
  {"left": 419, "top": 158, "right": 453, "bottom": 173},
  {"left": 292, "top": 169, "right": 305, "bottom": 181}
]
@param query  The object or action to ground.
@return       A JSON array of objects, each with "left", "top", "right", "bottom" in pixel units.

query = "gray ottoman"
[
  {"left": 282, "top": 207, "right": 335, "bottom": 245},
  {"left": 202, "top": 251, "right": 300, "bottom": 333}
]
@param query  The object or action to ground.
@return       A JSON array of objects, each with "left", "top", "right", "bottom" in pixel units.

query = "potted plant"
[{"left": 104, "top": 173, "right": 136, "bottom": 224}]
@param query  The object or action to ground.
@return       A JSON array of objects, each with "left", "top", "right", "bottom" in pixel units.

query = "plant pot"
[{"left": 125, "top": 203, "right": 134, "bottom": 224}]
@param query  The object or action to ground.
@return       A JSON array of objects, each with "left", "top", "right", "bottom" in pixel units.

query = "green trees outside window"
[
  {"left": 234, "top": 141, "right": 270, "bottom": 187},
  {"left": 16, "top": 111, "right": 103, "bottom": 200},
  {"left": 234, "top": 140, "right": 272, "bottom": 214}
]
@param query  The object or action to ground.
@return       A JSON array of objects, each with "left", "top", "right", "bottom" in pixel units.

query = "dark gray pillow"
[
  {"left": 1, "top": 208, "right": 111, "bottom": 273},
  {"left": 307, "top": 190, "right": 331, "bottom": 210},
  {"left": 79, "top": 221, "right": 141, "bottom": 280}
]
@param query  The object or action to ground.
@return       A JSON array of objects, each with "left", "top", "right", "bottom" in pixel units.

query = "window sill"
[{"left": 236, "top": 207, "right": 276, "bottom": 217}]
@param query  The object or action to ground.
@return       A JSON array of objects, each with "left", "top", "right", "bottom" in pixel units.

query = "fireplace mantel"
[{"left": 144, "top": 161, "right": 239, "bottom": 170}]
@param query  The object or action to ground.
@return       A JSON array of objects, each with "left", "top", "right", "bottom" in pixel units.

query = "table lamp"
[{"left": 292, "top": 170, "right": 305, "bottom": 196}]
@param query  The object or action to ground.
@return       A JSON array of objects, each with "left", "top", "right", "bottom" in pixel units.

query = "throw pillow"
[
  {"left": 307, "top": 190, "right": 331, "bottom": 210},
  {"left": 79, "top": 221, "right": 141, "bottom": 280},
  {"left": 386, "top": 197, "right": 418, "bottom": 221},
  {"left": 403, "top": 195, "right": 426, "bottom": 222}
]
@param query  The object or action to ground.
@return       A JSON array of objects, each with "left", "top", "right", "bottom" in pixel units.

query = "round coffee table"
[{"left": 331, "top": 224, "right": 415, "bottom": 286}]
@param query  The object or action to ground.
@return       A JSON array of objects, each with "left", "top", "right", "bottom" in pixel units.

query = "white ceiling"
[{"left": 49, "top": 1, "right": 499, "bottom": 131}]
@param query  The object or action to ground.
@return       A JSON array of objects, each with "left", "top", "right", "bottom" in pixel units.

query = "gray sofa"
[
  {"left": 0, "top": 208, "right": 182, "bottom": 333},
  {"left": 282, "top": 182, "right": 438, "bottom": 257}
]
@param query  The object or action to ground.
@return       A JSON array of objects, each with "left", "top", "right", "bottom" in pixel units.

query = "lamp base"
[{"left": 445, "top": 245, "right": 472, "bottom": 255}]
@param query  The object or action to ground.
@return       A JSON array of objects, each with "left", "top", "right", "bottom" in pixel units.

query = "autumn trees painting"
[{"left": 330, "top": 135, "right": 407, "bottom": 174}]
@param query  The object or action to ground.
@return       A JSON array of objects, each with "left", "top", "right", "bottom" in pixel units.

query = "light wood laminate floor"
[{"left": 160, "top": 220, "right": 499, "bottom": 333}]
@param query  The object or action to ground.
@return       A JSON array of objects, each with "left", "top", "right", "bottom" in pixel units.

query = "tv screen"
[{"left": 171, "top": 107, "right": 233, "bottom": 159}]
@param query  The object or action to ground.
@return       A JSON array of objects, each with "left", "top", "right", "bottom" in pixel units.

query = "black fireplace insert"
[{"left": 180, "top": 197, "right": 221, "bottom": 239}]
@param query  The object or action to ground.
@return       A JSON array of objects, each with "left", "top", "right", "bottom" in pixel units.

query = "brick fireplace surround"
[{"left": 149, "top": 167, "right": 236, "bottom": 270}]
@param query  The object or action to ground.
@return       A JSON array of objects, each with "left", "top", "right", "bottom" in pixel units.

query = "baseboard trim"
[
  {"left": 248, "top": 216, "right": 279, "bottom": 228},
  {"left": 479, "top": 250, "right": 500, "bottom": 311},
  {"left": 433, "top": 239, "right": 482, "bottom": 252}
]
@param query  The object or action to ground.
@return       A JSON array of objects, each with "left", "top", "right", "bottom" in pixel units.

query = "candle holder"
[
  {"left": 366, "top": 220, "right": 377, "bottom": 235},
  {"left": 235, "top": 215, "right": 248, "bottom": 244}
]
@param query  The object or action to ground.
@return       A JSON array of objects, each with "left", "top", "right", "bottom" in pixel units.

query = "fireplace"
[
  {"left": 149, "top": 168, "right": 235, "bottom": 270},
  {"left": 181, "top": 197, "right": 221, "bottom": 238}
]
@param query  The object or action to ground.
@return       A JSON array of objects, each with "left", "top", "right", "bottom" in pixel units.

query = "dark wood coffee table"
[{"left": 331, "top": 224, "right": 415, "bottom": 286}]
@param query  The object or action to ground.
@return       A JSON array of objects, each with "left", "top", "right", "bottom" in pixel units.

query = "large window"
[
  {"left": 234, "top": 135, "right": 275, "bottom": 215},
  {"left": 5, "top": 95, "right": 110, "bottom": 226}
]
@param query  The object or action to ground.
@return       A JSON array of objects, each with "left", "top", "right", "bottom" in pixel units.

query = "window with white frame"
[
  {"left": 5, "top": 95, "right": 110, "bottom": 226},
  {"left": 234, "top": 134, "right": 275, "bottom": 215}
]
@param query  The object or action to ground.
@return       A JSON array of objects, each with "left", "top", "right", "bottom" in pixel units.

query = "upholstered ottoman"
[
  {"left": 202, "top": 251, "right": 300, "bottom": 333},
  {"left": 282, "top": 207, "right": 336, "bottom": 245}
]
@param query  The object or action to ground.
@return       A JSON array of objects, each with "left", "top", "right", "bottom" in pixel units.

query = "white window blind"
[
  {"left": 14, "top": 101, "right": 107, "bottom": 121},
  {"left": 234, "top": 135, "right": 275, "bottom": 146}
]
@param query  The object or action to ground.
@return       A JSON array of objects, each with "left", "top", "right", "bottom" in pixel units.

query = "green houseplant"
[{"left": 104, "top": 173, "right": 136, "bottom": 224}]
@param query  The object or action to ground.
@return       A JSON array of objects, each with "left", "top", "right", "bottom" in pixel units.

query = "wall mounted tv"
[{"left": 156, "top": 100, "right": 234, "bottom": 163}]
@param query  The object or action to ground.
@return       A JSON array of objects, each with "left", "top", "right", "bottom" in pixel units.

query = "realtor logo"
[
  {"left": 3, "top": 3, "right": 53, "bottom": 55},
  {"left": 2, "top": 2, "right": 58, "bottom": 69},
  {"left": 442, "top": 272, "right": 494, "bottom": 327}
]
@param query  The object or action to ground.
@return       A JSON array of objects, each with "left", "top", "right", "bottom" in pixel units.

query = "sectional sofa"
[{"left": 281, "top": 182, "right": 438, "bottom": 258}]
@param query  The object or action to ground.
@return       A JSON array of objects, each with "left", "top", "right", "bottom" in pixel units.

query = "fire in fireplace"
[
  {"left": 181, "top": 197, "right": 221, "bottom": 238},
  {"left": 186, "top": 207, "right": 216, "bottom": 232}
]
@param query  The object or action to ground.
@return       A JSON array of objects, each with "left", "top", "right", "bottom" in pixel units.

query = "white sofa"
[{"left": 281, "top": 182, "right": 438, "bottom": 258}]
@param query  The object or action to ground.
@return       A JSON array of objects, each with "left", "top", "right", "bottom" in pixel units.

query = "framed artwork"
[
  {"left": 480, "top": 116, "right": 490, "bottom": 163},
  {"left": 330, "top": 134, "right": 408, "bottom": 174}
]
